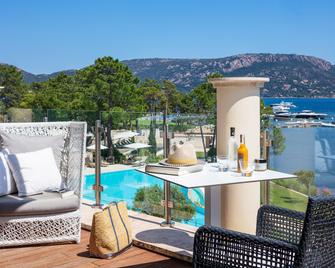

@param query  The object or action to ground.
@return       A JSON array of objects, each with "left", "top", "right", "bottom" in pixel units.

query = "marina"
[{"left": 265, "top": 98, "right": 335, "bottom": 127}]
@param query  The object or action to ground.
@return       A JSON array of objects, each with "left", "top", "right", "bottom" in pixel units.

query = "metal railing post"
[
  {"left": 161, "top": 106, "right": 174, "bottom": 227},
  {"left": 264, "top": 130, "right": 271, "bottom": 204},
  {"left": 93, "top": 120, "right": 104, "bottom": 207},
  {"left": 261, "top": 130, "right": 271, "bottom": 205}
]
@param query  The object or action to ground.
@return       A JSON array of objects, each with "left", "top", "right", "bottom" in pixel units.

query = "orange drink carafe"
[{"left": 237, "top": 134, "right": 248, "bottom": 173}]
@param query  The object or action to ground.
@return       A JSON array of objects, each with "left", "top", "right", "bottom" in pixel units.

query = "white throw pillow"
[
  {"left": 0, "top": 149, "right": 17, "bottom": 196},
  {"left": 7, "top": 147, "right": 64, "bottom": 197}
]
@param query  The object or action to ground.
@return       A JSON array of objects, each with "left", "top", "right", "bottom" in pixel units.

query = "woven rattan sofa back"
[{"left": 0, "top": 122, "right": 86, "bottom": 196}]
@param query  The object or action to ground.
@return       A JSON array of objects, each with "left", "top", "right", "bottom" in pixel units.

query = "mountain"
[
  {"left": 20, "top": 69, "right": 76, "bottom": 83},
  {"left": 6, "top": 53, "right": 335, "bottom": 97},
  {"left": 123, "top": 54, "right": 335, "bottom": 97}
]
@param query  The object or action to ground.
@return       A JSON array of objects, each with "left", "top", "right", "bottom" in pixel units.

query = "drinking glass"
[
  {"left": 239, "top": 160, "right": 255, "bottom": 177},
  {"left": 217, "top": 155, "right": 228, "bottom": 172}
]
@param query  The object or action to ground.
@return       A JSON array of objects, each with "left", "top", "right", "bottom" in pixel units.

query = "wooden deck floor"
[{"left": 0, "top": 230, "right": 192, "bottom": 268}]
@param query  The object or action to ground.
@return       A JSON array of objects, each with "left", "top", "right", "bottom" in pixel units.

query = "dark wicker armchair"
[{"left": 193, "top": 195, "right": 335, "bottom": 268}]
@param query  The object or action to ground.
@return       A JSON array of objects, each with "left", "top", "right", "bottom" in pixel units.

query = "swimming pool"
[{"left": 84, "top": 169, "right": 205, "bottom": 227}]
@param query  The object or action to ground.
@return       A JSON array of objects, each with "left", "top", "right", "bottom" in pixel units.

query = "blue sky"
[{"left": 1, "top": 0, "right": 334, "bottom": 73}]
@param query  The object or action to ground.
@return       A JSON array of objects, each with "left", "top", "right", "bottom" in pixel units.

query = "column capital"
[{"left": 209, "top": 77, "right": 269, "bottom": 89}]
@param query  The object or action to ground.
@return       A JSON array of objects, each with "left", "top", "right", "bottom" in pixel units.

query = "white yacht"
[
  {"left": 272, "top": 105, "right": 290, "bottom": 114},
  {"left": 294, "top": 110, "right": 327, "bottom": 119},
  {"left": 274, "top": 112, "right": 293, "bottom": 119},
  {"left": 271, "top": 101, "right": 296, "bottom": 108},
  {"left": 271, "top": 101, "right": 296, "bottom": 114}
]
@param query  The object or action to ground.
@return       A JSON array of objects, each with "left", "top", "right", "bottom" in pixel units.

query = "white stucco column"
[{"left": 208, "top": 77, "right": 269, "bottom": 234}]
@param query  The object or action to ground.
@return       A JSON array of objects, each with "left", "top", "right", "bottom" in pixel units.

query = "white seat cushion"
[
  {"left": 0, "top": 132, "right": 65, "bottom": 169},
  {"left": 7, "top": 148, "right": 64, "bottom": 197},
  {"left": 0, "top": 192, "right": 80, "bottom": 216},
  {"left": 0, "top": 150, "right": 17, "bottom": 196}
]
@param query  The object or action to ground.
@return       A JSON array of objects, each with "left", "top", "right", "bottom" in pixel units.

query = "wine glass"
[
  {"left": 239, "top": 160, "right": 255, "bottom": 177},
  {"left": 217, "top": 155, "right": 228, "bottom": 172}
]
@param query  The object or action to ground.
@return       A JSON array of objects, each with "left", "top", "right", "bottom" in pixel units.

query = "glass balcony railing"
[
  {"left": 3, "top": 108, "right": 210, "bottom": 227},
  {"left": 6, "top": 107, "right": 334, "bottom": 227},
  {"left": 268, "top": 125, "right": 335, "bottom": 212},
  {"left": 165, "top": 113, "right": 215, "bottom": 226}
]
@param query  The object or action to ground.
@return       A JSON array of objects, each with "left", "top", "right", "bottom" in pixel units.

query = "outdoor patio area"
[
  {"left": 0, "top": 230, "right": 191, "bottom": 268},
  {"left": 81, "top": 202, "right": 196, "bottom": 262},
  {"left": 2, "top": 0, "right": 335, "bottom": 266},
  {"left": 1, "top": 78, "right": 335, "bottom": 267}
]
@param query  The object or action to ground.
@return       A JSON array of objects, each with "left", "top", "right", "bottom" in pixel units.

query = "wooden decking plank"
[
  {"left": 0, "top": 245, "right": 64, "bottom": 265},
  {"left": 40, "top": 253, "right": 98, "bottom": 268},
  {"left": 2, "top": 252, "right": 66, "bottom": 268},
  {"left": 92, "top": 247, "right": 150, "bottom": 266},
  {"left": 0, "top": 230, "right": 191, "bottom": 268},
  {"left": 97, "top": 250, "right": 168, "bottom": 267}
]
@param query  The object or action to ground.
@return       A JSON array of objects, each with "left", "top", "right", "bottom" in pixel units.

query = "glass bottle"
[
  {"left": 237, "top": 134, "right": 248, "bottom": 173},
  {"left": 227, "top": 127, "right": 238, "bottom": 171}
]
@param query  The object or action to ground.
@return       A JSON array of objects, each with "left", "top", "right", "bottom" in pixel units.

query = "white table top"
[{"left": 137, "top": 163, "right": 296, "bottom": 189}]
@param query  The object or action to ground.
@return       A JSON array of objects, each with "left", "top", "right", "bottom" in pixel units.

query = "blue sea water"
[
  {"left": 84, "top": 169, "right": 205, "bottom": 227},
  {"left": 263, "top": 98, "right": 335, "bottom": 120}
]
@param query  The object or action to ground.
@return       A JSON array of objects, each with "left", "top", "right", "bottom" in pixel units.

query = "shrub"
[{"left": 133, "top": 184, "right": 196, "bottom": 222}]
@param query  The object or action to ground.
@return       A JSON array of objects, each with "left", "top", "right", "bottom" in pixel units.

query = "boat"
[
  {"left": 271, "top": 101, "right": 296, "bottom": 114},
  {"left": 274, "top": 112, "right": 293, "bottom": 120},
  {"left": 274, "top": 110, "right": 328, "bottom": 121},
  {"left": 270, "top": 101, "right": 296, "bottom": 110},
  {"left": 272, "top": 105, "right": 290, "bottom": 114},
  {"left": 270, "top": 101, "right": 296, "bottom": 108},
  {"left": 293, "top": 110, "right": 327, "bottom": 119}
]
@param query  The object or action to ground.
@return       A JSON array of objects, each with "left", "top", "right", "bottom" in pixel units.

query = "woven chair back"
[{"left": 295, "top": 195, "right": 335, "bottom": 267}]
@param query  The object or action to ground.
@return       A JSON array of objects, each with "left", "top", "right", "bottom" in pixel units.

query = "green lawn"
[
  {"left": 270, "top": 182, "right": 308, "bottom": 212},
  {"left": 137, "top": 119, "right": 162, "bottom": 128}
]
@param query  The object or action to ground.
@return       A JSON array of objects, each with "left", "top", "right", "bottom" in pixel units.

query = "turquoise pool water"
[{"left": 84, "top": 169, "right": 205, "bottom": 227}]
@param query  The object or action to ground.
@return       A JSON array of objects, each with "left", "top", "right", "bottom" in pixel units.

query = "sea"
[{"left": 263, "top": 98, "right": 335, "bottom": 120}]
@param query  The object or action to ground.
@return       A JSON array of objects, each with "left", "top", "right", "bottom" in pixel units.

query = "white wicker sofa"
[{"left": 0, "top": 122, "right": 86, "bottom": 247}]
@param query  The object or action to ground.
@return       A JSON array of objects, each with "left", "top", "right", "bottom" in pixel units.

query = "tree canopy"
[
  {"left": 0, "top": 59, "right": 223, "bottom": 116},
  {"left": 76, "top": 57, "right": 140, "bottom": 111},
  {"left": 0, "top": 65, "right": 26, "bottom": 111}
]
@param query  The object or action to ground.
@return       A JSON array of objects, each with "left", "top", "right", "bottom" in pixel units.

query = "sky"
[{"left": 1, "top": 0, "right": 334, "bottom": 74}]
